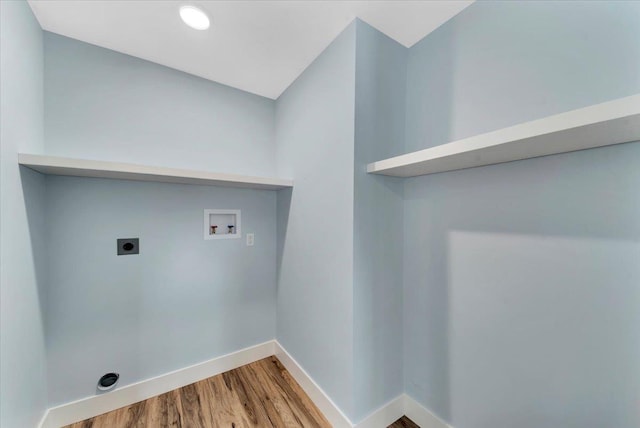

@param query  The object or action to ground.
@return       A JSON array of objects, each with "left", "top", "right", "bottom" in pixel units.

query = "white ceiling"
[{"left": 28, "top": 1, "right": 473, "bottom": 99}]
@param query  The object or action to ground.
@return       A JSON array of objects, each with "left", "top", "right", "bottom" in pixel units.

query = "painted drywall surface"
[
  {"left": 405, "top": 0, "right": 640, "bottom": 152},
  {"left": 44, "top": 32, "right": 276, "bottom": 176},
  {"left": 352, "top": 20, "right": 406, "bottom": 423},
  {"left": 42, "top": 32, "right": 280, "bottom": 406},
  {"left": 0, "top": 1, "right": 48, "bottom": 427},
  {"left": 403, "top": 1, "right": 640, "bottom": 427},
  {"left": 45, "top": 176, "right": 277, "bottom": 405},
  {"left": 404, "top": 145, "right": 640, "bottom": 428},
  {"left": 275, "top": 23, "right": 357, "bottom": 419}
]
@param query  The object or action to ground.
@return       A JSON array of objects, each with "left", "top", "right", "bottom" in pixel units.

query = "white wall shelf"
[
  {"left": 367, "top": 94, "right": 640, "bottom": 177},
  {"left": 18, "top": 154, "right": 293, "bottom": 190}
]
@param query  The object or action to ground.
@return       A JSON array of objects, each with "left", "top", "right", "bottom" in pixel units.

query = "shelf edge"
[
  {"left": 18, "top": 154, "right": 293, "bottom": 190},
  {"left": 367, "top": 94, "right": 640, "bottom": 177}
]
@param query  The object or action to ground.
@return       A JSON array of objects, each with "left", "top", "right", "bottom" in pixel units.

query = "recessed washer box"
[{"left": 204, "top": 209, "right": 241, "bottom": 240}]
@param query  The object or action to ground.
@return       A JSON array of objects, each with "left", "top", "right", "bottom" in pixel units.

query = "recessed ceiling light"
[{"left": 179, "top": 5, "right": 210, "bottom": 30}]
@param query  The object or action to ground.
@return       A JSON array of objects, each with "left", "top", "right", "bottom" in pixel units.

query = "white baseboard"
[
  {"left": 345, "top": 393, "right": 451, "bottom": 428},
  {"left": 273, "top": 342, "right": 451, "bottom": 428},
  {"left": 273, "top": 341, "right": 353, "bottom": 427},
  {"left": 39, "top": 339, "right": 451, "bottom": 428},
  {"left": 41, "top": 340, "right": 276, "bottom": 428},
  {"left": 354, "top": 395, "right": 405, "bottom": 428},
  {"left": 37, "top": 409, "right": 50, "bottom": 428},
  {"left": 403, "top": 394, "right": 451, "bottom": 428}
]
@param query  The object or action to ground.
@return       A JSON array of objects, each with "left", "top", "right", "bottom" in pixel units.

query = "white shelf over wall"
[
  {"left": 18, "top": 154, "right": 293, "bottom": 190},
  {"left": 367, "top": 94, "right": 640, "bottom": 177}
]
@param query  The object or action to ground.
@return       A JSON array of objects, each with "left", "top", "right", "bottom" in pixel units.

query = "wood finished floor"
[
  {"left": 388, "top": 416, "right": 420, "bottom": 428},
  {"left": 65, "top": 357, "right": 329, "bottom": 428},
  {"left": 64, "top": 356, "right": 420, "bottom": 428}
]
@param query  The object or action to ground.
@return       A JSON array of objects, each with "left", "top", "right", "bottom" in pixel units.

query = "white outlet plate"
[{"left": 246, "top": 233, "right": 254, "bottom": 246}]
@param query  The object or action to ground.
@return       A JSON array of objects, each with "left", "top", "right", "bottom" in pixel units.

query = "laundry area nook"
[{"left": 1, "top": 1, "right": 639, "bottom": 428}]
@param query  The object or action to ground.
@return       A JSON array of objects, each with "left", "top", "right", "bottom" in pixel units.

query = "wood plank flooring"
[
  {"left": 388, "top": 416, "right": 420, "bottom": 428},
  {"left": 64, "top": 356, "right": 421, "bottom": 428},
  {"left": 65, "top": 357, "right": 330, "bottom": 428}
]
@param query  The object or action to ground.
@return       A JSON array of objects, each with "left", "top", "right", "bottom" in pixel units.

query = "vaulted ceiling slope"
[{"left": 28, "top": 0, "right": 472, "bottom": 99}]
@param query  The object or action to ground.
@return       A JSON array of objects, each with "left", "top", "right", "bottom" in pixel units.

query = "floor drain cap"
[{"left": 98, "top": 372, "right": 120, "bottom": 391}]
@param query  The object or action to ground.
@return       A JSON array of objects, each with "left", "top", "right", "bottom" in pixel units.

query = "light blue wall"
[
  {"left": 5, "top": 2, "right": 638, "bottom": 424},
  {"left": 0, "top": 1, "right": 48, "bottom": 426},
  {"left": 352, "top": 20, "right": 406, "bottom": 422},
  {"left": 276, "top": 23, "right": 357, "bottom": 419},
  {"left": 403, "top": 2, "right": 640, "bottom": 427},
  {"left": 42, "top": 32, "right": 280, "bottom": 406},
  {"left": 405, "top": 0, "right": 640, "bottom": 152},
  {"left": 45, "top": 176, "right": 277, "bottom": 405},
  {"left": 44, "top": 33, "right": 276, "bottom": 176}
]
